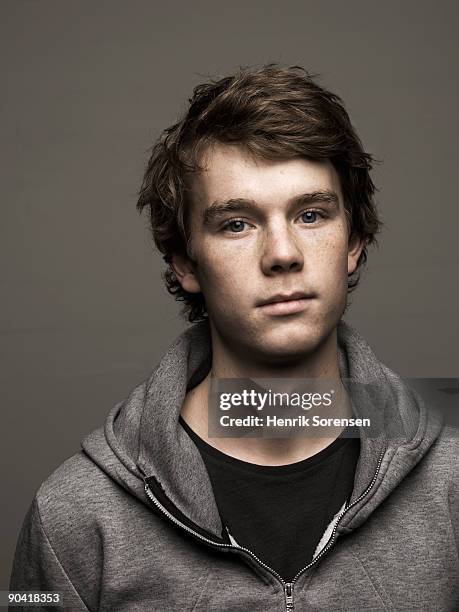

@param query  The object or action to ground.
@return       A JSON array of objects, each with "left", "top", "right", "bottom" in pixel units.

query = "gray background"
[{"left": 1, "top": 0, "right": 458, "bottom": 586}]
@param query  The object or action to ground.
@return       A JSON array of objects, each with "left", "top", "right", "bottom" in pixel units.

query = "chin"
[{"left": 256, "top": 324, "right": 328, "bottom": 362}]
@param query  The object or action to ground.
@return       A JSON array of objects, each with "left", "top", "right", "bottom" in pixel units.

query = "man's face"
[{"left": 174, "top": 143, "right": 363, "bottom": 364}]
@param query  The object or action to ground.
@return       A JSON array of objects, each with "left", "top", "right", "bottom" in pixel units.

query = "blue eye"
[
  {"left": 225, "top": 220, "right": 246, "bottom": 232},
  {"left": 301, "top": 210, "right": 319, "bottom": 224}
]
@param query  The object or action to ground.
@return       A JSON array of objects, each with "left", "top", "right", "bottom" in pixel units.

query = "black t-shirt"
[{"left": 179, "top": 416, "right": 360, "bottom": 582}]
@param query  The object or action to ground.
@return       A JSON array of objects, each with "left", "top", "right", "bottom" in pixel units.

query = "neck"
[{"left": 180, "top": 325, "right": 351, "bottom": 466}]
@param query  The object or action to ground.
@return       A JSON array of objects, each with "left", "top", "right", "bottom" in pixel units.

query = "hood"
[{"left": 81, "top": 319, "right": 443, "bottom": 540}]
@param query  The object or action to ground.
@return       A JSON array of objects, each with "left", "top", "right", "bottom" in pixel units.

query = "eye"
[
  {"left": 223, "top": 219, "right": 248, "bottom": 233},
  {"left": 299, "top": 210, "right": 321, "bottom": 224}
]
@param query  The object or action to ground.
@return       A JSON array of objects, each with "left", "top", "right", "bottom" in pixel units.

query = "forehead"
[{"left": 188, "top": 143, "right": 343, "bottom": 210}]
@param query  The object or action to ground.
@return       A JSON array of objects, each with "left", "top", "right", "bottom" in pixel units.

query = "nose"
[{"left": 260, "top": 222, "right": 304, "bottom": 276}]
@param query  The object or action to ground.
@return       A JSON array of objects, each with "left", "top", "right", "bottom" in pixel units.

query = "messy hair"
[{"left": 137, "top": 64, "right": 381, "bottom": 322}]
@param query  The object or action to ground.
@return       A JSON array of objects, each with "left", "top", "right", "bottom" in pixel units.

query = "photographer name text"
[{"left": 219, "top": 415, "right": 370, "bottom": 428}]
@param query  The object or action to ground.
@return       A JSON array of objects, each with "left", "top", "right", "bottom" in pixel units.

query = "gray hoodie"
[{"left": 10, "top": 321, "right": 459, "bottom": 611}]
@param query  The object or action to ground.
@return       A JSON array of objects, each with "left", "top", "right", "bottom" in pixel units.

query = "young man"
[{"left": 10, "top": 65, "right": 458, "bottom": 611}]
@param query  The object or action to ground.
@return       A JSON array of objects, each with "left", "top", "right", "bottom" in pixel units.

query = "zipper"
[
  {"left": 284, "top": 582, "right": 294, "bottom": 610},
  {"left": 285, "top": 445, "right": 387, "bottom": 585},
  {"left": 144, "top": 445, "right": 386, "bottom": 611},
  {"left": 144, "top": 482, "right": 292, "bottom": 601}
]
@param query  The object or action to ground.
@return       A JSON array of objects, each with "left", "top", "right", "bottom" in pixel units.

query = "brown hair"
[{"left": 137, "top": 64, "right": 381, "bottom": 322}]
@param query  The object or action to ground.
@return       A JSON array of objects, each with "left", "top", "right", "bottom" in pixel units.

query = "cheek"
[
  {"left": 195, "top": 246, "right": 245, "bottom": 304},
  {"left": 313, "top": 232, "right": 348, "bottom": 274},
  {"left": 311, "top": 236, "right": 349, "bottom": 303}
]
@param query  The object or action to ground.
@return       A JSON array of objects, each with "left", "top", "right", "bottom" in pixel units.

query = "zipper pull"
[{"left": 284, "top": 582, "right": 294, "bottom": 610}]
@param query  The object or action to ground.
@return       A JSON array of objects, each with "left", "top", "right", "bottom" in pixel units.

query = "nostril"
[{"left": 270, "top": 261, "right": 302, "bottom": 274}]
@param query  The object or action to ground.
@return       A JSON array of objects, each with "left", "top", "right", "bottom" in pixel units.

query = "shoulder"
[
  {"left": 36, "top": 451, "right": 113, "bottom": 523},
  {"left": 31, "top": 452, "right": 113, "bottom": 564},
  {"left": 12, "top": 452, "right": 116, "bottom": 610},
  {"left": 411, "top": 426, "right": 459, "bottom": 511},
  {"left": 431, "top": 427, "right": 459, "bottom": 494},
  {"left": 426, "top": 426, "right": 459, "bottom": 473},
  {"left": 34, "top": 438, "right": 154, "bottom": 541}
]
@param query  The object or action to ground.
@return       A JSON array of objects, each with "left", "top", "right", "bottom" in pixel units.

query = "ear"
[
  {"left": 171, "top": 253, "right": 202, "bottom": 294},
  {"left": 347, "top": 234, "right": 365, "bottom": 275}
]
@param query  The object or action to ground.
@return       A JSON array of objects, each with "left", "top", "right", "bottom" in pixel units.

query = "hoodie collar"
[{"left": 82, "top": 319, "right": 443, "bottom": 538}]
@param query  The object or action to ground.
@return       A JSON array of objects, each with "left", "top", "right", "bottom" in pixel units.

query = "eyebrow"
[{"left": 202, "top": 190, "right": 340, "bottom": 226}]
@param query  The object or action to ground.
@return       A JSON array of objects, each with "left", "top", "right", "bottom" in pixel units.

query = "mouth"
[{"left": 256, "top": 292, "right": 314, "bottom": 316}]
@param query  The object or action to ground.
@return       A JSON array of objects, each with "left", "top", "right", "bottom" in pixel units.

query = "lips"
[
  {"left": 256, "top": 291, "right": 311, "bottom": 307},
  {"left": 256, "top": 291, "right": 314, "bottom": 316}
]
